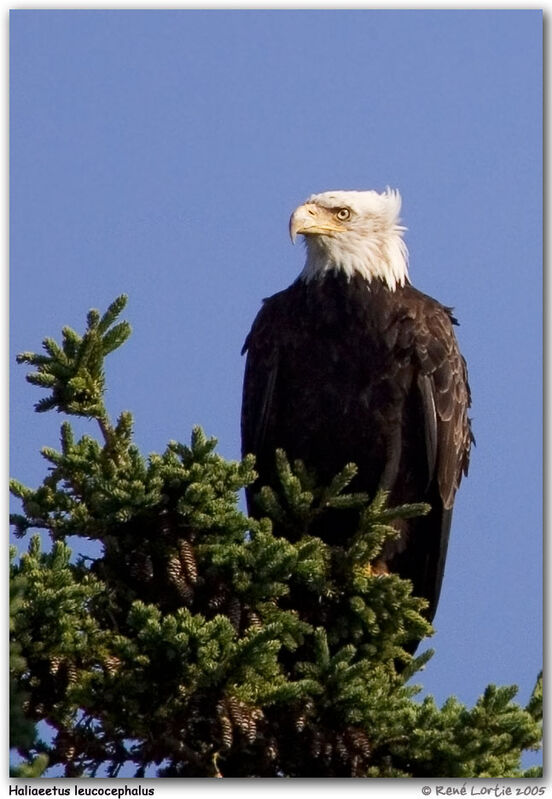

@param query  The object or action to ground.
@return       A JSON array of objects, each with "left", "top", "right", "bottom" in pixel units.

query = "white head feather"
[{"left": 291, "top": 188, "right": 409, "bottom": 291}]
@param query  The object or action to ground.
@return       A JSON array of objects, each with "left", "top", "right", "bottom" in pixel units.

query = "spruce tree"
[{"left": 10, "top": 296, "right": 542, "bottom": 778}]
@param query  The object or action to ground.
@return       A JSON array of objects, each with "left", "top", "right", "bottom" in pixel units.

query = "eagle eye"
[{"left": 336, "top": 208, "right": 351, "bottom": 221}]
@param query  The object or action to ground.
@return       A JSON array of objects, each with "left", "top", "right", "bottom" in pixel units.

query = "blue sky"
[{"left": 10, "top": 8, "right": 542, "bottom": 769}]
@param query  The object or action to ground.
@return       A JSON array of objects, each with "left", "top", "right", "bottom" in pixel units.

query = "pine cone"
[{"left": 178, "top": 540, "right": 198, "bottom": 584}]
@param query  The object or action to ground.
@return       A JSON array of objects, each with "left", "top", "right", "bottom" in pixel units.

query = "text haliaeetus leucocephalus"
[{"left": 241, "top": 189, "right": 472, "bottom": 623}]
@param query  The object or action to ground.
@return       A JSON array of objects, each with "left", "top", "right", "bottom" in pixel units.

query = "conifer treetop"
[{"left": 10, "top": 296, "right": 542, "bottom": 778}]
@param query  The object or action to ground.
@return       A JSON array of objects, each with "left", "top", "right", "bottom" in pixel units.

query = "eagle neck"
[{"left": 299, "top": 228, "right": 409, "bottom": 292}]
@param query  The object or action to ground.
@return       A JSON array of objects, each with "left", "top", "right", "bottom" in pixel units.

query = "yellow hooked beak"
[{"left": 289, "top": 203, "right": 346, "bottom": 243}]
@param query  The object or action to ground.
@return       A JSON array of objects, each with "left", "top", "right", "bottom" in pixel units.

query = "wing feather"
[
  {"left": 416, "top": 372, "right": 438, "bottom": 486},
  {"left": 241, "top": 312, "right": 279, "bottom": 458},
  {"left": 411, "top": 301, "right": 472, "bottom": 508},
  {"left": 391, "top": 290, "right": 472, "bottom": 622}
]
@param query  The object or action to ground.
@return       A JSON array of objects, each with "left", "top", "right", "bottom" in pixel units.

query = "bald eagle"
[{"left": 241, "top": 189, "right": 472, "bottom": 623}]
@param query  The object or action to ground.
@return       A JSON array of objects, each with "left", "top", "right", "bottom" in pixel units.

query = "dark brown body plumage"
[{"left": 241, "top": 272, "right": 472, "bottom": 622}]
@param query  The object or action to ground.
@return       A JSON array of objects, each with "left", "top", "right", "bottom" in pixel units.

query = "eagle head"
[{"left": 289, "top": 188, "right": 409, "bottom": 291}]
